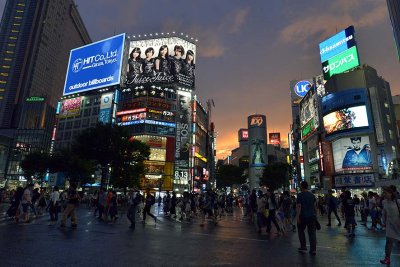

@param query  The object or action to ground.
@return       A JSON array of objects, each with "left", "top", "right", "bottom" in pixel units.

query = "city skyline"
[{"left": 1, "top": 0, "right": 399, "bottom": 159}]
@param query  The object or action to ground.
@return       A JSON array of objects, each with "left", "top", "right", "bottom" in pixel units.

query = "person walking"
[
  {"left": 296, "top": 181, "right": 317, "bottom": 256},
  {"left": 49, "top": 186, "right": 60, "bottom": 222},
  {"left": 343, "top": 190, "right": 356, "bottom": 237},
  {"left": 326, "top": 189, "right": 341, "bottom": 227},
  {"left": 265, "top": 190, "right": 281, "bottom": 234},
  {"left": 256, "top": 190, "right": 267, "bottom": 233},
  {"left": 127, "top": 189, "right": 141, "bottom": 230},
  {"left": 380, "top": 186, "right": 400, "bottom": 266},
  {"left": 60, "top": 183, "right": 80, "bottom": 228},
  {"left": 142, "top": 188, "right": 156, "bottom": 224}
]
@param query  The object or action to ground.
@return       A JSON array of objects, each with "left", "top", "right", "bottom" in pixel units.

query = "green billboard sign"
[
  {"left": 26, "top": 96, "right": 45, "bottom": 102},
  {"left": 322, "top": 46, "right": 360, "bottom": 80},
  {"left": 301, "top": 118, "right": 315, "bottom": 140}
]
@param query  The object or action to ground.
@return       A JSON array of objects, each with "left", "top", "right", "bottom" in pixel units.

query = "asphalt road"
[{"left": 0, "top": 205, "right": 395, "bottom": 267}]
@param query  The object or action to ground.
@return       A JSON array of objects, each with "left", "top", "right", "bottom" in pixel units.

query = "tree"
[
  {"left": 259, "top": 162, "right": 292, "bottom": 191},
  {"left": 216, "top": 164, "right": 246, "bottom": 189},
  {"left": 49, "top": 149, "right": 96, "bottom": 187},
  {"left": 20, "top": 151, "right": 50, "bottom": 184},
  {"left": 110, "top": 138, "right": 150, "bottom": 193},
  {"left": 72, "top": 123, "right": 150, "bottom": 188}
]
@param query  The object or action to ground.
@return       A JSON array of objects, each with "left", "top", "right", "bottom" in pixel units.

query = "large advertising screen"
[
  {"left": 59, "top": 97, "right": 82, "bottom": 118},
  {"left": 322, "top": 46, "right": 360, "bottom": 80},
  {"left": 319, "top": 26, "right": 356, "bottom": 63},
  {"left": 300, "top": 89, "right": 318, "bottom": 128},
  {"left": 332, "top": 135, "right": 373, "bottom": 172},
  {"left": 64, "top": 34, "right": 125, "bottom": 96},
  {"left": 126, "top": 37, "right": 196, "bottom": 89},
  {"left": 323, "top": 105, "right": 369, "bottom": 135}
]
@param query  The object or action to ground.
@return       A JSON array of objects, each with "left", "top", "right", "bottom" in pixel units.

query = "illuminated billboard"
[
  {"left": 59, "top": 97, "right": 82, "bottom": 118},
  {"left": 238, "top": 129, "right": 248, "bottom": 142},
  {"left": 323, "top": 105, "right": 369, "bottom": 135},
  {"left": 322, "top": 46, "right": 360, "bottom": 80},
  {"left": 319, "top": 26, "right": 356, "bottom": 63},
  {"left": 332, "top": 136, "right": 373, "bottom": 172},
  {"left": 98, "top": 92, "right": 113, "bottom": 124},
  {"left": 126, "top": 37, "right": 196, "bottom": 89},
  {"left": 174, "top": 91, "right": 192, "bottom": 180},
  {"left": 301, "top": 119, "right": 317, "bottom": 140},
  {"left": 64, "top": 34, "right": 125, "bottom": 96},
  {"left": 269, "top": 133, "right": 281, "bottom": 146},
  {"left": 300, "top": 89, "right": 318, "bottom": 128}
]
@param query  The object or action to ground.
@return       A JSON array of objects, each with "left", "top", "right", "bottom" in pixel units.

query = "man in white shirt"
[{"left": 49, "top": 186, "right": 60, "bottom": 222}]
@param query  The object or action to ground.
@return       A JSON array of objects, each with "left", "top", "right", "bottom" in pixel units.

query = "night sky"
[{"left": 1, "top": 0, "right": 399, "bottom": 159}]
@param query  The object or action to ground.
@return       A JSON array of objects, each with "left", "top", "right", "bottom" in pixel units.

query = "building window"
[
  {"left": 389, "top": 130, "right": 394, "bottom": 140},
  {"left": 384, "top": 102, "right": 389, "bottom": 108},
  {"left": 82, "top": 118, "right": 89, "bottom": 127},
  {"left": 65, "top": 121, "right": 72, "bottom": 129},
  {"left": 64, "top": 131, "right": 71, "bottom": 140},
  {"left": 83, "top": 109, "right": 91, "bottom": 117},
  {"left": 73, "top": 120, "right": 81, "bottom": 128},
  {"left": 92, "top": 107, "right": 99, "bottom": 115}
]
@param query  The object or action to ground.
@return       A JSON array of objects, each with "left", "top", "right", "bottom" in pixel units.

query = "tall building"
[
  {"left": 0, "top": 0, "right": 90, "bottom": 184},
  {"left": 387, "top": 0, "right": 400, "bottom": 59}
]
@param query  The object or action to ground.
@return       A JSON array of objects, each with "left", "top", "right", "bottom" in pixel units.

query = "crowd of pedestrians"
[{"left": 1, "top": 182, "right": 400, "bottom": 265}]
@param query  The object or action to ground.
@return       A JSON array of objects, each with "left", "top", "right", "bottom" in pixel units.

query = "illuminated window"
[
  {"left": 2, "top": 65, "right": 10, "bottom": 69},
  {"left": 5, "top": 51, "right": 14, "bottom": 54},
  {"left": 17, "top": 3, "right": 25, "bottom": 6},
  {"left": 387, "top": 114, "right": 392, "bottom": 124},
  {"left": 11, "top": 30, "right": 19, "bottom": 33},
  {"left": 4, "top": 58, "right": 12, "bottom": 61},
  {"left": 0, "top": 81, "right": 6, "bottom": 84},
  {"left": 0, "top": 73, "right": 9, "bottom": 77},
  {"left": 0, "top": 97, "right": 3, "bottom": 100},
  {"left": 16, "top": 10, "right": 24, "bottom": 13},
  {"left": 9, "top": 37, "right": 17, "bottom": 40},
  {"left": 13, "top": 23, "right": 21, "bottom": 26},
  {"left": 0, "top": 89, "right": 5, "bottom": 91},
  {"left": 14, "top": 16, "right": 22, "bottom": 19}
]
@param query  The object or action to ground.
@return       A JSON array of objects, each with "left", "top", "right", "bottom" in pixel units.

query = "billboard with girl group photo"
[{"left": 126, "top": 37, "right": 196, "bottom": 89}]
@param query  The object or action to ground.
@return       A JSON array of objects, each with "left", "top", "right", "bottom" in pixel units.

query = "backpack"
[{"left": 151, "top": 195, "right": 156, "bottom": 205}]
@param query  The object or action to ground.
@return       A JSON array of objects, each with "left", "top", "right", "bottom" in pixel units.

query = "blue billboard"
[
  {"left": 63, "top": 34, "right": 125, "bottom": 96},
  {"left": 319, "top": 26, "right": 356, "bottom": 63}
]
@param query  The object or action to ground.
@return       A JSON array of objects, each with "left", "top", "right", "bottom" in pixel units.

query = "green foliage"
[
  {"left": 110, "top": 139, "right": 150, "bottom": 189},
  {"left": 20, "top": 151, "right": 50, "bottom": 183},
  {"left": 49, "top": 149, "right": 96, "bottom": 185},
  {"left": 259, "top": 162, "right": 292, "bottom": 191},
  {"left": 72, "top": 123, "right": 150, "bottom": 188},
  {"left": 216, "top": 164, "right": 246, "bottom": 189}
]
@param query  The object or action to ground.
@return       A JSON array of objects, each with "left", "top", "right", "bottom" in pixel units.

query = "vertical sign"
[
  {"left": 174, "top": 91, "right": 192, "bottom": 181},
  {"left": 248, "top": 114, "right": 267, "bottom": 189},
  {"left": 98, "top": 92, "right": 113, "bottom": 124}
]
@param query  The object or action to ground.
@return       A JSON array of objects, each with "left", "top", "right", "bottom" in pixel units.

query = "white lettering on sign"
[{"left": 250, "top": 116, "right": 263, "bottom": 126}]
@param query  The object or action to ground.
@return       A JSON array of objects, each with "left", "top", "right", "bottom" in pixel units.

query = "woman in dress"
[
  {"left": 155, "top": 45, "right": 170, "bottom": 75},
  {"left": 128, "top": 47, "right": 142, "bottom": 78}
]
